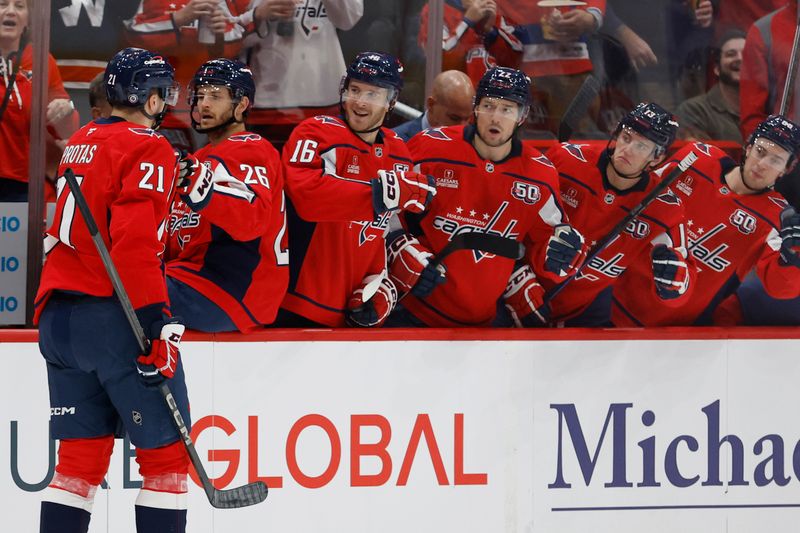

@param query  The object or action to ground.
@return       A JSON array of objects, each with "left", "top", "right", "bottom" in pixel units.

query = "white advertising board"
[{"left": 3, "top": 336, "right": 799, "bottom": 532}]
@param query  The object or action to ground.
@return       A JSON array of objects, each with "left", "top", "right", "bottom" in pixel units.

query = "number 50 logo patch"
[
  {"left": 511, "top": 182, "right": 541, "bottom": 205},
  {"left": 730, "top": 208, "right": 757, "bottom": 235}
]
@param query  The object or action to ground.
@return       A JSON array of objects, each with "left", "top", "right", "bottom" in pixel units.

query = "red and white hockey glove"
[
  {"left": 177, "top": 152, "right": 214, "bottom": 211},
  {"left": 779, "top": 206, "right": 800, "bottom": 268},
  {"left": 387, "top": 233, "right": 447, "bottom": 298},
  {"left": 651, "top": 244, "right": 691, "bottom": 300},
  {"left": 503, "top": 264, "right": 549, "bottom": 327},
  {"left": 544, "top": 224, "right": 586, "bottom": 277},
  {"left": 345, "top": 275, "right": 398, "bottom": 328},
  {"left": 137, "top": 319, "right": 185, "bottom": 385},
  {"left": 372, "top": 169, "right": 436, "bottom": 214}
]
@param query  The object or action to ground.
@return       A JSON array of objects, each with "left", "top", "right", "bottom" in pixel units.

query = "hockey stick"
[
  {"left": 429, "top": 232, "right": 525, "bottom": 268},
  {"left": 779, "top": 6, "right": 800, "bottom": 115},
  {"left": 557, "top": 74, "right": 601, "bottom": 142},
  {"left": 62, "top": 168, "right": 268, "bottom": 509},
  {"left": 543, "top": 150, "right": 699, "bottom": 304}
]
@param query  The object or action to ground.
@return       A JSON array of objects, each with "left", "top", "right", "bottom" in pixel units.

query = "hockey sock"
[
  {"left": 135, "top": 473, "right": 188, "bottom": 533},
  {"left": 39, "top": 473, "right": 98, "bottom": 533}
]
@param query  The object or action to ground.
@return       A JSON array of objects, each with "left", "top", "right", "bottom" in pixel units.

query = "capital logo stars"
[{"left": 454, "top": 206, "right": 491, "bottom": 221}]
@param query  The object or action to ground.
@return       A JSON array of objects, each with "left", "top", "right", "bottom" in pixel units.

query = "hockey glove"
[
  {"left": 177, "top": 152, "right": 214, "bottom": 211},
  {"left": 345, "top": 275, "right": 398, "bottom": 327},
  {"left": 137, "top": 319, "right": 185, "bottom": 386},
  {"left": 779, "top": 206, "right": 800, "bottom": 268},
  {"left": 651, "top": 244, "right": 691, "bottom": 300},
  {"left": 388, "top": 234, "right": 436, "bottom": 291},
  {"left": 503, "top": 264, "right": 549, "bottom": 327},
  {"left": 544, "top": 224, "right": 586, "bottom": 277},
  {"left": 371, "top": 169, "right": 436, "bottom": 215}
]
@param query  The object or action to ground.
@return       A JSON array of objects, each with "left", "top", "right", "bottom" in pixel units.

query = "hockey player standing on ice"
[
  {"left": 543, "top": 102, "right": 694, "bottom": 327},
  {"left": 612, "top": 114, "right": 800, "bottom": 327},
  {"left": 276, "top": 51, "right": 436, "bottom": 327},
  {"left": 35, "top": 48, "right": 194, "bottom": 533},
  {"left": 166, "top": 58, "right": 288, "bottom": 332},
  {"left": 386, "top": 66, "right": 585, "bottom": 328}
]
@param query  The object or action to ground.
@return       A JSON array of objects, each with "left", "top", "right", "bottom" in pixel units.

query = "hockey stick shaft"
[
  {"left": 779, "top": 7, "right": 800, "bottom": 116},
  {"left": 557, "top": 74, "right": 601, "bottom": 142},
  {"left": 62, "top": 168, "right": 266, "bottom": 508},
  {"left": 430, "top": 232, "right": 525, "bottom": 268},
  {"left": 543, "top": 150, "right": 698, "bottom": 304}
]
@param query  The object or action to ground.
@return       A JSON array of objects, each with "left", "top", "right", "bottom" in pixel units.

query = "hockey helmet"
[
  {"left": 188, "top": 58, "right": 255, "bottom": 108},
  {"left": 475, "top": 67, "right": 532, "bottom": 109},
  {"left": 747, "top": 115, "right": 800, "bottom": 163},
  {"left": 105, "top": 47, "right": 177, "bottom": 108},
  {"left": 344, "top": 51, "right": 404, "bottom": 94},
  {"left": 615, "top": 102, "right": 679, "bottom": 155}
]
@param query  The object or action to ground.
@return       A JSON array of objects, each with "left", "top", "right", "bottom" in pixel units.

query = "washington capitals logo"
[
  {"left": 422, "top": 128, "right": 451, "bottom": 141},
  {"left": 353, "top": 212, "right": 392, "bottom": 246},
  {"left": 563, "top": 143, "right": 589, "bottom": 162},
  {"left": 693, "top": 142, "right": 713, "bottom": 157},
  {"left": 229, "top": 133, "right": 262, "bottom": 142},
  {"left": 432, "top": 202, "right": 519, "bottom": 263},
  {"left": 314, "top": 115, "right": 345, "bottom": 128},
  {"left": 532, "top": 154, "right": 554, "bottom": 168},
  {"left": 656, "top": 188, "right": 681, "bottom": 206}
]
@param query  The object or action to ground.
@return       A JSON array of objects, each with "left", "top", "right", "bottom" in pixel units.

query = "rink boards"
[{"left": 2, "top": 328, "right": 799, "bottom": 532}]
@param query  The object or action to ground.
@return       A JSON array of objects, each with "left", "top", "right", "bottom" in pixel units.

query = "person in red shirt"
[
  {"left": 166, "top": 58, "right": 288, "bottom": 332},
  {"left": 36, "top": 48, "right": 198, "bottom": 533},
  {"left": 277, "top": 51, "right": 436, "bottom": 328},
  {"left": 387, "top": 66, "right": 585, "bottom": 328},
  {"left": 613, "top": 115, "right": 800, "bottom": 326},
  {"left": 544, "top": 102, "right": 693, "bottom": 326},
  {"left": 0, "top": 0, "right": 78, "bottom": 201}
]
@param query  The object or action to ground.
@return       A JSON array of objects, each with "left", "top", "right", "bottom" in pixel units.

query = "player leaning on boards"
[
  {"left": 612, "top": 115, "right": 800, "bottom": 327},
  {"left": 541, "top": 103, "right": 694, "bottom": 327},
  {"left": 34, "top": 48, "right": 191, "bottom": 533},
  {"left": 165, "top": 58, "right": 288, "bottom": 332},
  {"left": 385, "top": 67, "right": 585, "bottom": 328},
  {"left": 276, "top": 51, "right": 436, "bottom": 328}
]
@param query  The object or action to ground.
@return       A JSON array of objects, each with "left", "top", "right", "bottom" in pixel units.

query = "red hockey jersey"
[
  {"left": 401, "top": 125, "right": 568, "bottom": 327},
  {"left": 612, "top": 142, "right": 800, "bottom": 326},
  {"left": 34, "top": 117, "right": 179, "bottom": 324},
  {"left": 280, "top": 115, "right": 413, "bottom": 327},
  {"left": 545, "top": 142, "right": 693, "bottom": 322},
  {"left": 166, "top": 133, "right": 288, "bottom": 331}
]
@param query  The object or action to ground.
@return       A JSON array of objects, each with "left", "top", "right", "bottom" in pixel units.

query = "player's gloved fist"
[
  {"left": 411, "top": 261, "right": 447, "bottom": 298},
  {"left": 371, "top": 169, "right": 436, "bottom": 215},
  {"left": 177, "top": 151, "right": 214, "bottom": 211},
  {"left": 136, "top": 319, "right": 185, "bottom": 385},
  {"left": 387, "top": 233, "right": 436, "bottom": 292},
  {"left": 544, "top": 224, "right": 585, "bottom": 277},
  {"left": 503, "top": 264, "right": 549, "bottom": 327},
  {"left": 779, "top": 206, "right": 800, "bottom": 268},
  {"left": 651, "top": 244, "right": 690, "bottom": 300},
  {"left": 345, "top": 275, "right": 398, "bottom": 327}
]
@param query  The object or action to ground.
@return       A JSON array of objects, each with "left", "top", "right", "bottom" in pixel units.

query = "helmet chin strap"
[{"left": 142, "top": 103, "right": 168, "bottom": 130}]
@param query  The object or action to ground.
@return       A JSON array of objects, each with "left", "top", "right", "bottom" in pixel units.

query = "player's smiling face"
[
  {"left": 474, "top": 97, "right": 520, "bottom": 147},
  {"left": 743, "top": 138, "right": 791, "bottom": 189},
  {"left": 0, "top": 0, "right": 27, "bottom": 45},
  {"left": 191, "top": 84, "right": 235, "bottom": 128},
  {"left": 342, "top": 80, "right": 391, "bottom": 132}
]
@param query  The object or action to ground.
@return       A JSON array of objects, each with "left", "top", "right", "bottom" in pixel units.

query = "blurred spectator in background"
[
  {"left": 495, "top": 0, "right": 605, "bottom": 137},
  {"left": 740, "top": 1, "right": 799, "bottom": 136},
  {"left": 51, "top": 0, "right": 140, "bottom": 123},
  {"left": 676, "top": 29, "right": 745, "bottom": 142},
  {"left": 241, "top": 0, "right": 362, "bottom": 153},
  {"left": 418, "top": 0, "right": 524, "bottom": 87},
  {"left": 606, "top": 0, "right": 715, "bottom": 113},
  {"left": 0, "top": 0, "right": 78, "bottom": 202},
  {"left": 393, "top": 69, "right": 474, "bottom": 141},
  {"left": 125, "top": 0, "right": 253, "bottom": 151},
  {"left": 88, "top": 72, "right": 111, "bottom": 120}
]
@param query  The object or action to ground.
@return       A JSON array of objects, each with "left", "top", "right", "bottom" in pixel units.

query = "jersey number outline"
[
  {"left": 239, "top": 164, "right": 270, "bottom": 188},
  {"left": 289, "top": 139, "right": 318, "bottom": 164},
  {"left": 138, "top": 162, "right": 166, "bottom": 192}
]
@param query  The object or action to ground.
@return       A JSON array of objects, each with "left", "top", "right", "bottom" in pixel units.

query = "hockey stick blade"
[
  {"left": 543, "top": 150, "right": 698, "bottom": 304},
  {"left": 557, "top": 75, "right": 601, "bottom": 142},
  {"left": 62, "top": 168, "right": 268, "bottom": 509},
  {"left": 431, "top": 232, "right": 525, "bottom": 268}
]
